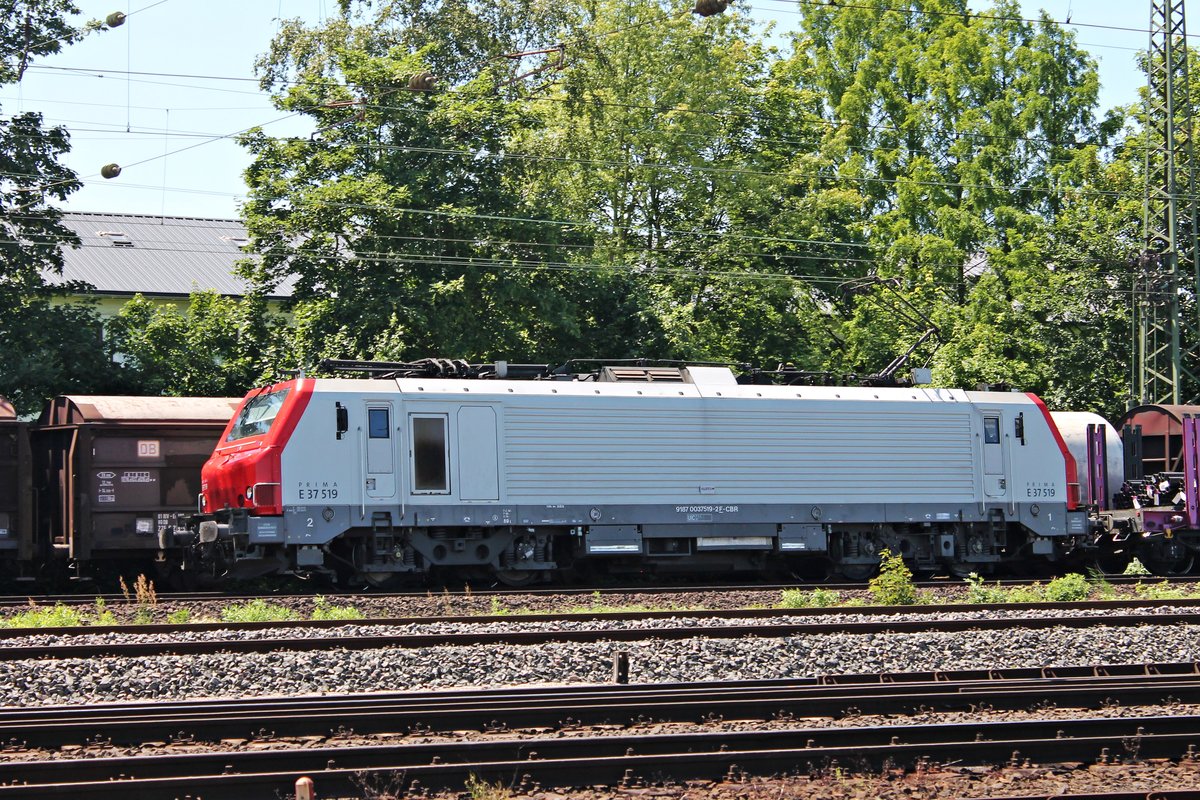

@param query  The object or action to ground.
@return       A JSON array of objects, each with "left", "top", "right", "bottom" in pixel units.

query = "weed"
[
  {"left": 1007, "top": 583, "right": 1045, "bottom": 603},
  {"left": 1086, "top": 567, "right": 1117, "bottom": 600},
  {"left": 220, "top": 599, "right": 300, "bottom": 623},
  {"left": 489, "top": 597, "right": 510, "bottom": 616},
  {"left": 119, "top": 576, "right": 131, "bottom": 603},
  {"left": 779, "top": 587, "right": 843, "bottom": 608},
  {"left": 0, "top": 602, "right": 85, "bottom": 628},
  {"left": 464, "top": 774, "right": 512, "bottom": 800},
  {"left": 93, "top": 597, "right": 117, "bottom": 626},
  {"left": 1044, "top": 572, "right": 1090, "bottom": 602},
  {"left": 167, "top": 608, "right": 192, "bottom": 624},
  {"left": 132, "top": 608, "right": 154, "bottom": 624},
  {"left": 811, "top": 587, "right": 841, "bottom": 607},
  {"left": 310, "top": 596, "right": 365, "bottom": 621},
  {"left": 1135, "top": 580, "right": 1190, "bottom": 600},
  {"left": 134, "top": 574, "right": 158, "bottom": 606},
  {"left": 868, "top": 549, "right": 917, "bottom": 605},
  {"left": 1124, "top": 558, "right": 1152, "bottom": 576},
  {"left": 964, "top": 573, "right": 1008, "bottom": 604}
]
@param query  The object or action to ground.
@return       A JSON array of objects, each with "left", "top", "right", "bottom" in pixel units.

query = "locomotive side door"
[
  {"left": 364, "top": 402, "right": 396, "bottom": 500},
  {"left": 981, "top": 410, "right": 1009, "bottom": 498}
]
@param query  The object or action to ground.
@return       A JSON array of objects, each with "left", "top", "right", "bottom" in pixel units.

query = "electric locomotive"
[{"left": 191, "top": 360, "right": 1094, "bottom": 586}]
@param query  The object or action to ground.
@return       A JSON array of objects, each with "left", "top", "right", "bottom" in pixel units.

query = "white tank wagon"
[{"left": 195, "top": 363, "right": 1087, "bottom": 585}]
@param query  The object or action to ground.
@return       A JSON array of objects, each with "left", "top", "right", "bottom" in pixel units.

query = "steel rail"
[
  {"left": 2, "top": 663, "right": 1199, "bottom": 750},
  {"left": 0, "top": 574, "right": 1193, "bottom": 607},
  {"left": 2, "top": 608, "right": 1200, "bottom": 660},
  {"left": 970, "top": 794, "right": 1200, "bottom": 800},
  {"left": 1, "top": 714, "right": 1199, "bottom": 799}
]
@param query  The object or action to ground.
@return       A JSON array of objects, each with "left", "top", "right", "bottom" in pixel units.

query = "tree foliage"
[
  {"left": 237, "top": 0, "right": 1144, "bottom": 416},
  {"left": 105, "top": 292, "right": 281, "bottom": 397},
  {"left": 0, "top": 1, "right": 119, "bottom": 414},
  {"left": 0, "top": 0, "right": 1168, "bottom": 417}
]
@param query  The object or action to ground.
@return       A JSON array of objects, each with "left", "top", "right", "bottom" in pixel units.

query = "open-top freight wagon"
[{"left": 0, "top": 395, "right": 239, "bottom": 584}]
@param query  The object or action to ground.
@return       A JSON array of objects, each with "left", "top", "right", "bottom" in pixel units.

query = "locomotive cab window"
[
  {"left": 983, "top": 416, "right": 1001, "bottom": 444},
  {"left": 368, "top": 408, "right": 390, "bottom": 439},
  {"left": 227, "top": 389, "right": 290, "bottom": 441},
  {"left": 411, "top": 415, "right": 449, "bottom": 493}
]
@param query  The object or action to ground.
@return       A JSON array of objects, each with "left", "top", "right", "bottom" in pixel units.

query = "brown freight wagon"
[
  {"left": 1117, "top": 404, "right": 1200, "bottom": 478},
  {"left": 34, "top": 396, "right": 240, "bottom": 567},
  {"left": 0, "top": 398, "right": 32, "bottom": 565}
]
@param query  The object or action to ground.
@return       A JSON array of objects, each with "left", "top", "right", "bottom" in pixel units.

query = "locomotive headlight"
[{"left": 245, "top": 486, "right": 254, "bottom": 501}]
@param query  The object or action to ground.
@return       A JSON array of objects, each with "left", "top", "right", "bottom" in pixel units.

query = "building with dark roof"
[{"left": 47, "top": 212, "right": 293, "bottom": 317}]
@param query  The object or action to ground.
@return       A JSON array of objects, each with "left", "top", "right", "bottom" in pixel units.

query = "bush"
[
  {"left": 220, "top": 599, "right": 300, "bottom": 623},
  {"left": 1044, "top": 573, "right": 1090, "bottom": 602},
  {"left": 310, "top": 596, "right": 365, "bottom": 621},
  {"left": 964, "top": 573, "right": 1008, "bottom": 604},
  {"left": 0, "top": 602, "right": 85, "bottom": 628},
  {"left": 868, "top": 550, "right": 917, "bottom": 605},
  {"left": 779, "top": 588, "right": 842, "bottom": 609}
]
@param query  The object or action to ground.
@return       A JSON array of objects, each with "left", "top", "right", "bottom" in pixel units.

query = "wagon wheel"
[{"left": 1138, "top": 538, "right": 1196, "bottom": 577}]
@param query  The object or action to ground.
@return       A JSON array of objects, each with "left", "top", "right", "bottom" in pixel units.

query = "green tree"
[
  {"left": 0, "top": 2, "right": 126, "bottom": 413},
  {"left": 241, "top": 0, "right": 595, "bottom": 370},
  {"left": 774, "top": 0, "right": 1110, "bottom": 384},
  {"left": 105, "top": 292, "right": 278, "bottom": 397}
]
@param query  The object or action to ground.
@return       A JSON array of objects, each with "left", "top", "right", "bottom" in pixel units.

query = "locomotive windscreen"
[{"left": 227, "top": 389, "right": 290, "bottom": 441}]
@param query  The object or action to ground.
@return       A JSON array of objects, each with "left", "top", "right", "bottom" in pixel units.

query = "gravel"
[
  {"left": 1, "top": 622, "right": 1198, "bottom": 707},
  {"left": 0, "top": 604, "right": 1193, "bottom": 648}
]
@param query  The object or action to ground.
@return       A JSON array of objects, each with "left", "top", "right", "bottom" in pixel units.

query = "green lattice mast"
[{"left": 1136, "top": 0, "right": 1200, "bottom": 405}]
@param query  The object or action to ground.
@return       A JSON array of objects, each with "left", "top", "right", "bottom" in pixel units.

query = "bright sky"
[{"left": 4, "top": 0, "right": 1151, "bottom": 220}]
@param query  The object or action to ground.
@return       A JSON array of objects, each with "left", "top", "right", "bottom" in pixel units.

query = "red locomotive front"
[{"left": 200, "top": 379, "right": 312, "bottom": 518}]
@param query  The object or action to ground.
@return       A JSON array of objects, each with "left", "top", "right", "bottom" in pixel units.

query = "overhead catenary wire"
[
  {"left": 1, "top": 204, "right": 1142, "bottom": 279},
  {"left": 761, "top": 0, "right": 1200, "bottom": 42}
]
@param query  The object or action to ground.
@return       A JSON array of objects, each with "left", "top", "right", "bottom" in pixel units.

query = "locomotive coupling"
[{"left": 197, "top": 521, "right": 228, "bottom": 543}]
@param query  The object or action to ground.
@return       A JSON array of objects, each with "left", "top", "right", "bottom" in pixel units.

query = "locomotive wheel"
[
  {"left": 836, "top": 563, "right": 877, "bottom": 582},
  {"left": 493, "top": 569, "right": 539, "bottom": 587},
  {"left": 360, "top": 572, "right": 404, "bottom": 590},
  {"left": 1093, "top": 550, "right": 1132, "bottom": 575}
]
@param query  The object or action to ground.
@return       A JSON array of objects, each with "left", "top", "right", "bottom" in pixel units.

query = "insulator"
[
  {"left": 693, "top": 0, "right": 728, "bottom": 16},
  {"left": 105, "top": 11, "right": 126, "bottom": 27},
  {"left": 407, "top": 71, "right": 436, "bottom": 93},
  {"left": 100, "top": 163, "right": 121, "bottom": 179}
]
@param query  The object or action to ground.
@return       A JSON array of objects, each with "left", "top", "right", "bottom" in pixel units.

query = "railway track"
[
  {"left": 1, "top": 661, "right": 1197, "bottom": 749},
  {"left": 2, "top": 665, "right": 1200, "bottom": 798},
  {"left": 0, "top": 574, "right": 1194, "bottom": 607},
  {"left": 3, "top": 602, "right": 1200, "bottom": 660}
]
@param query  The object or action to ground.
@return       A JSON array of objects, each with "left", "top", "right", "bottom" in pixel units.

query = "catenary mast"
[{"left": 1136, "top": 0, "right": 1200, "bottom": 405}]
